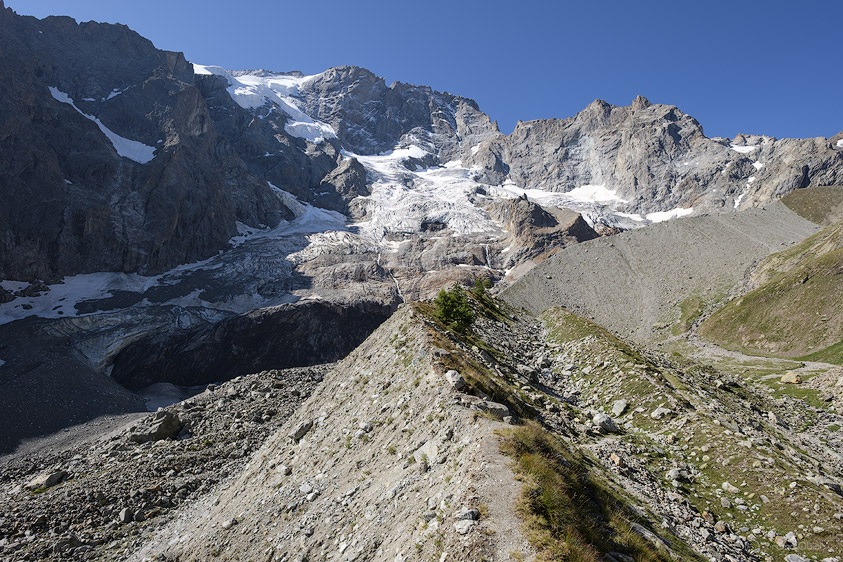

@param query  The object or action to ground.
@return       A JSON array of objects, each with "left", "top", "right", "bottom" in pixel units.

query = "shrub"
[{"left": 433, "top": 284, "right": 474, "bottom": 332}]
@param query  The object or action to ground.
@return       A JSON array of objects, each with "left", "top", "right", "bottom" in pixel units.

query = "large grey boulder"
[
  {"left": 128, "top": 411, "right": 182, "bottom": 444},
  {"left": 24, "top": 470, "right": 67, "bottom": 491}
]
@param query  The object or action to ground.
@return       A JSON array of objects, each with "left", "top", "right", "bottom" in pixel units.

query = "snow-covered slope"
[{"left": 192, "top": 65, "right": 337, "bottom": 143}]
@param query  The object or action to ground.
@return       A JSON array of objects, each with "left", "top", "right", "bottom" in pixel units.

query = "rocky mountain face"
[
  {"left": 0, "top": 2, "right": 295, "bottom": 281},
  {"left": 465, "top": 96, "right": 843, "bottom": 215},
  {"left": 3, "top": 1, "right": 841, "bottom": 285}
]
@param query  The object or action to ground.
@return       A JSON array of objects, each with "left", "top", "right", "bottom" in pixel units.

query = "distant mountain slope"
[
  {"left": 781, "top": 184, "right": 843, "bottom": 225},
  {"left": 464, "top": 99, "right": 843, "bottom": 216},
  {"left": 2, "top": 0, "right": 842, "bottom": 284},
  {"left": 500, "top": 202, "right": 818, "bottom": 343},
  {"left": 0, "top": 2, "right": 296, "bottom": 280},
  {"left": 699, "top": 212, "right": 843, "bottom": 364}
]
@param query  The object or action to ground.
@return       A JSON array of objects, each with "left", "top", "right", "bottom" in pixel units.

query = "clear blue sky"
[{"left": 7, "top": 0, "right": 842, "bottom": 139}]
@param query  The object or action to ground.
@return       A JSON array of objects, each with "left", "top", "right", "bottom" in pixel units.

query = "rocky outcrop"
[
  {"left": 298, "top": 65, "right": 500, "bottom": 159},
  {"left": 313, "top": 157, "right": 370, "bottom": 216},
  {"left": 487, "top": 195, "right": 598, "bottom": 266}
]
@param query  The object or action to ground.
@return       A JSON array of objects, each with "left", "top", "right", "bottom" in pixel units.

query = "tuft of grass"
[
  {"left": 672, "top": 295, "right": 704, "bottom": 335},
  {"left": 500, "top": 422, "right": 700, "bottom": 562}
]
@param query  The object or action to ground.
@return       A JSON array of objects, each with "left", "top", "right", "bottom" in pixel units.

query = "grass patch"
[
  {"left": 672, "top": 295, "right": 704, "bottom": 335},
  {"left": 542, "top": 307, "right": 646, "bottom": 365},
  {"left": 500, "top": 422, "right": 701, "bottom": 562},
  {"left": 799, "top": 337, "right": 843, "bottom": 365},
  {"left": 781, "top": 185, "right": 843, "bottom": 226}
]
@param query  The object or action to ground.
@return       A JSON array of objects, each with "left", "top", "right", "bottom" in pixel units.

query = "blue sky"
[{"left": 7, "top": 0, "right": 842, "bottom": 139}]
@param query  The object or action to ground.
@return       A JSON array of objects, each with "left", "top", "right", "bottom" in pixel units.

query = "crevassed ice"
[{"left": 49, "top": 87, "right": 156, "bottom": 164}]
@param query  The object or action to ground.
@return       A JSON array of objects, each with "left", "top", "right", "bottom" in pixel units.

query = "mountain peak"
[{"left": 631, "top": 94, "right": 652, "bottom": 110}]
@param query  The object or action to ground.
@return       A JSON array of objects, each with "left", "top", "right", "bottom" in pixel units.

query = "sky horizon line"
[{"left": 6, "top": 0, "right": 842, "bottom": 140}]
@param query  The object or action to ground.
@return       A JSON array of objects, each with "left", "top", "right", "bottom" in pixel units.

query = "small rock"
[
  {"left": 454, "top": 520, "right": 476, "bottom": 535},
  {"left": 278, "top": 465, "right": 292, "bottom": 476},
  {"left": 444, "top": 370, "right": 467, "bottom": 391},
  {"left": 289, "top": 420, "right": 313, "bottom": 441},
  {"left": 455, "top": 508, "right": 480, "bottom": 521},
  {"left": 593, "top": 413, "right": 619, "bottom": 434},
  {"left": 714, "top": 521, "right": 728, "bottom": 533},
  {"left": 781, "top": 372, "right": 802, "bottom": 384},
  {"left": 721, "top": 481, "right": 740, "bottom": 494},
  {"left": 118, "top": 508, "right": 134, "bottom": 524},
  {"left": 221, "top": 518, "right": 237, "bottom": 530}
]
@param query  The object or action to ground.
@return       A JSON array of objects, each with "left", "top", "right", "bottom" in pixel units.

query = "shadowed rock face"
[
  {"left": 0, "top": 6, "right": 294, "bottom": 281},
  {"left": 109, "top": 299, "right": 395, "bottom": 389}
]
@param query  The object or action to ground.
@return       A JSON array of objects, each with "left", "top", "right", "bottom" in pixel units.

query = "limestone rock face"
[
  {"left": 464, "top": 98, "right": 843, "bottom": 215},
  {"left": 298, "top": 65, "right": 500, "bottom": 159}
]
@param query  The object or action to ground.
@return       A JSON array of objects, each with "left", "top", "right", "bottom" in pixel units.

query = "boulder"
[
  {"left": 476, "top": 400, "right": 510, "bottom": 420},
  {"left": 650, "top": 406, "right": 672, "bottom": 420},
  {"left": 444, "top": 370, "right": 467, "bottom": 391},
  {"left": 611, "top": 399, "right": 628, "bottom": 417},
  {"left": 781, "top": 372, "right": 802, "bottom": 384},
  {"left": 24, "top": 470, "right": 67, "bottom": 491},
  {"left": 128, "top": 411, "right": 182, "bottom": 444},
  {"left": 593, "top": 412, "right": 619, "bottom": 433}
]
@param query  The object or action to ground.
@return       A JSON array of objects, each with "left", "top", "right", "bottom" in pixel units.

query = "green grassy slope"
[
  {"left": 781, "top": 185, "right": 843, "bottom": 226},
  {"left": 699, "top": 219, "right": 843, "bottom": 363}
]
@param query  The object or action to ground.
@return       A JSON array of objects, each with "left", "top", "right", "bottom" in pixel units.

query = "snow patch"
[
  {"left": 0, "top": 272, "right": 162, "bottom": 325},
  {"left": 493, "top": 182, "right": 627, "bottom": 206},
  {"left": 565, "top": 184, "right": 627, "bottom": 204},
  {"left": 837, "top": 139, "right": 843, "bottom": 148},
  {"left": 729, "top": 144, "right": 758, "bottom": 154},
  {"left": 645, "top": 207, "right": 694, "bottom": 223},
  {"left": 191, "top": 65, "right": 336, "bottom": 143},
  {"left": 752, "top": 161, "right": 764, "bottom": 170},
  {"left": 616, "top": 212, "right": 645, "bottom": 222},
  {"left": 49, "top": 87, "right": 156, "bottom": 164}
]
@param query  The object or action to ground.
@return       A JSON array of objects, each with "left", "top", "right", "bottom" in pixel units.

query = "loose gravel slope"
[{"left": 501, "top": 202, "right": 819, "bottom": 343}]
